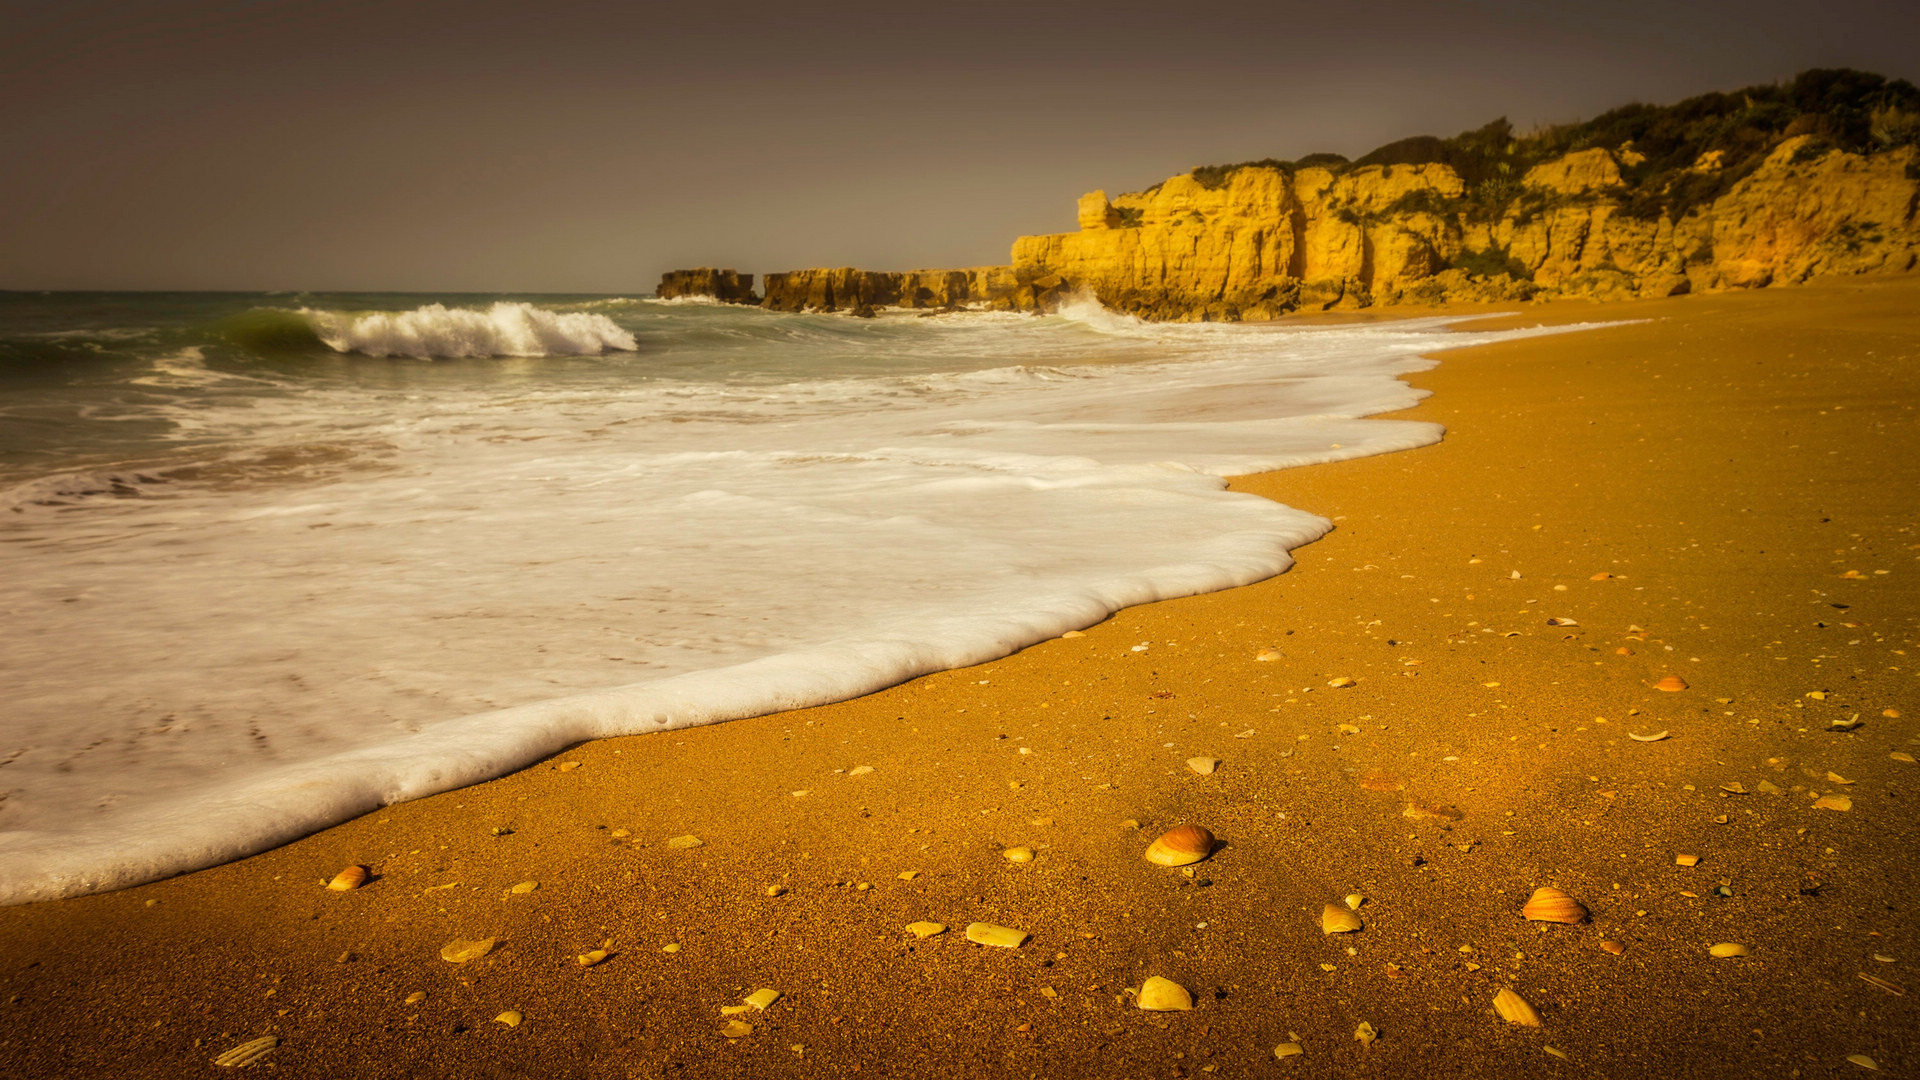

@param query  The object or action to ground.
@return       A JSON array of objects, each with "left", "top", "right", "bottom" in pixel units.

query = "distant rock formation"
[
  {"left": 659, "top": 69, "right": 1920, "bottom": 321},
  {"left": 657, "top": 268, "right": 758, "bottom": 303}
]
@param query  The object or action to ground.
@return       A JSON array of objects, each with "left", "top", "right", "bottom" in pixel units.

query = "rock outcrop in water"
[
  {"left": 657, "top": 268, "right": 758, "bottom": 303},
  {"left": 660, "top": 69, "right": 1920, "bottom": 320}
]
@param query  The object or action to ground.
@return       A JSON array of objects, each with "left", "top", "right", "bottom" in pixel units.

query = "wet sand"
[{"left": 2, "top": 277, "right": 1916, "bottom": 1079}]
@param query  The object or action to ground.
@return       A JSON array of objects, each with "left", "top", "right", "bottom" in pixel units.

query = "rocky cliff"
[
  {"left": 660, "top": 69, "right": 1920, "bottom": 321},
  {"left": 656, "top": 267, "right": 758, "bottom": 303}
]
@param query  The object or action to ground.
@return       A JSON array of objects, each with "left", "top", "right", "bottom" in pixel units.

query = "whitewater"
[{"left": 0, "top": 292, "right": 1577, "bottom": 904}]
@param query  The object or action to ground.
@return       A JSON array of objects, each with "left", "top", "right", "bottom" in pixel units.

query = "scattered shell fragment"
[
  {"left": 556, "top": 761, "right": 582, "bottom": 772},
  {"left": 1321, "top": 904, "right": 1363, "bottom": 934},
  {"left": 1808, "top": 690, "right": 1830, "bottom": 701},
  {"left": 666, "top": 835, "right": 704, "bottom": 850},
  {"left": 1629, "top": 730, "right": 1671, "bottom": 742},
  {"left": 1136, "top": 976, "right": 1192, "bottom": 1012},
  {"left": 1885, "top": 708, "right": 1902, "bottom": 719},
  {"left": 577, "top": 949, "right": 608, "bottom": 967},
  {"left": 1493, "top": 988, "right": 1542, "bottom": 1027},
  {"left": 1061, "top": 630, "right": 1085, "bottom": 639},
  {"left": 1143, "top": 824, "right": 1215, "bottom": 867},
  {"left": 510, "top": 880, "right": 539, "bottom": 894},
  {"left": 661, "top": 943, "right": 681, "bottom": 953},
  {"left": 766, "top": 885, "right": 787, "bottom": 896},
  {"left": 1857, "top": 973, "right": 1906, "bottom": 996},
  {"left": 1256, "top": 649, "right": 1283, "bottom": 662},
  {"left": 1709, "top": 943, "right": 1752, "bottom": 958},
  {"left": 1827, "top": 771, "right": 1854, "bottom": 785},
  {"left": 1813, "top": 795, "right": 1853, "bottom": 812},
  {"left": 1847, "top": 1054, "right": 1880, "bottom": 1070},
  {"left": 1655, "top": 675, "right": 1688, "bottom": 692},
  {"left": 1546, "top": 617, "right": 1578, "bottom": 626},
  {"left": 906, "top": 921, "right": 948, "bottom": 938},
  {"left": 1338, "top": 723, "right": 1362, "bottom": 735},
  {"left": 1720, "top": 782, "right": 1748, "bottom": 794},
  {"left": 1590, "top": 572, "right": 1613, "bottom": 580},
  {"left": 1002, "top": 846, "right": 1035, "bottom": 864},
  {"left": 848, "top": 765, "right": 874, "bottom": 776},
  {"left": 1891, "top": 752, "right": 1916, "bottom": 764},
  {"left": 898, "top": 870, "right": 920, "bottom": 880},
  {"left": 965, "top": 922, "right": 1029, "bottom": 948},
  {"left": 1186, "top": 757, "right": 1219, "bottom": 776},
  {"left": 1522, "top": 887, "right": 1587, "bottom": 924},
  {"left": 720, "top": 1020, "right": 754, "bottom": 1039},
  {"left": 1831, "top": 716, "right": 1863, "bottom": 731},
  {"left": 1599, "top": 940, "right": 1626, "bottom": 955},
  {"left": 1676, "top": 853, "right": 1700, "bottom": 866},
  {"left": 1274, "top": 1041, "right": 1303, "bottom": 1058},
  {"left": 326, "top": 864, "right": 370, "bottom": 891},
  {"left": 495, "top": 1011, "right": 523, "bottom": 1027},
  {"left": 404, "top": 991, "right": 428, "bottom": 1005},
  {"left": 213, "top": 1035, "right": 280, "bottom": 1068},
  {"left": 745, "top": 989, "right": 782, "bottom": 1010},
  {"left": 1872, "top": 954, "right": 1896, "bottom": 963},
  {"left": 439, "top": 937, "right": 496, "bottom": 963},
  {"left": 1354, "top": 1021, "right": 1378, "bottom": 1047},
  {"left": 1345, "top": 893, "right": 1366, "bottom": 911},
  {"left": 1327, "top": 677, "right": 1356, "bottom": 688}
]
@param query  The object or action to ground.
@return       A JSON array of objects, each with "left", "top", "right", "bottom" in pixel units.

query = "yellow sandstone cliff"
[{"left": 1009, "top": 136, "right": 1919, "bottom": 320}]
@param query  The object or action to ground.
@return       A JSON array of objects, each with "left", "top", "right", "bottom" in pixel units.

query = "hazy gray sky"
[{"left": 1, "top": 0, "right": 1914, "bottom": 292}]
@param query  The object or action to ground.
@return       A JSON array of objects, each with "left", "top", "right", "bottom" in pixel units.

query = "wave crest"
[{"left": 306, "top": 302, "right": 637, "bottom": 359}]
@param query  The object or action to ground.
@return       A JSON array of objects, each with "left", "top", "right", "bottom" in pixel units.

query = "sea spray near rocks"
[{"left": 0, "top": 295, "right": 1584, "bottom": 904}]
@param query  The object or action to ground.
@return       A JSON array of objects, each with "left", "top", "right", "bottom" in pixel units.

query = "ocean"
[{"left": 0, "top": 291, "right": 1567, "bottom": 904}]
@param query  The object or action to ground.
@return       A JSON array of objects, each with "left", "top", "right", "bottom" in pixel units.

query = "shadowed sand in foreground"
[{"left": 1, "top": 278, "right": 1915, "bottom": 1079}]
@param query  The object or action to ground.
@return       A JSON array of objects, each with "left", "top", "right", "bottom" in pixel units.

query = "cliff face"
[
  {"left": 658, "top": 70, "right": 1920, "bottom": 320},
  {"left": 1010, "top": 136, "right": 1920, "bottom": 320}
]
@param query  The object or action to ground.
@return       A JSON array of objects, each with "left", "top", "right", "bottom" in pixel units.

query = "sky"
[{"left": 0, "top": 0, "right": 1915, "bottom": 293}]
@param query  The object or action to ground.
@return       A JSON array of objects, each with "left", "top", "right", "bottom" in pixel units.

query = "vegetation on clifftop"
[{"left": 1188, "top": 68, "right": 1920, "bottom": 222}]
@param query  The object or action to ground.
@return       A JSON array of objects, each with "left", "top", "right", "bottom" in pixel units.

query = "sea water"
[{"left": 0, "top": 291, "right": 1569, "bottom": 904}]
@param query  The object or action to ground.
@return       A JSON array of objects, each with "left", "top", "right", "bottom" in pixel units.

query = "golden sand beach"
[{"left": 1, "top": 278, "right": 1915, "bottom": 1078}]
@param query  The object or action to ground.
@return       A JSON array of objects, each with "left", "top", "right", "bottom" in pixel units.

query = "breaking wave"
[{"left": 305, "top": 301, "right": 638, "bottom": 359}]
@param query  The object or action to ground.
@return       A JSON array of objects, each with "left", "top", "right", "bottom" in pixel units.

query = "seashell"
[
  {"left": 1186, "top": 757, "right": 1219, "bottom": 775},
  {"left": 1345, "top": 893, "right": 1366, "bottom": 911},
  {"left": 1590, "top": 572, "right": 1613, "bottom": 580},
  {"left": 1807, "top": 690, "right": 1829, "bottom": 701},
  {"left": 906, "top": 921, "right": 947, "bottom": 938},
  {"left": 1848, "top": 1054, "right": 1880, "bottom": 1070},
  {"left": 1354, "top": 1021, "right": 1378, "bottom": 1047},
  {"left": 1061, "top": 630, "right": 1085, "bottom": 638},
  {"left": 1492, "top": 988, "right": 1541, "bottom": 1027},
  {"left": 1599, "top": 940, "right": 1626, "bottom": 955},
  {"left": 1144, "top": 824, "right": 1214, "bottom": 866},
  {"left": 964, "top": 922, "right": 1029, "bottom": 948},
  {"left": 1274, "top": 1042, "right": 1303, "bottom": 1058},
  {"left": 556, "top": 761, "right": 582, "bottom": 772},
  {"left": 1813, "top": 795, "right": 1853, "bottom": 812},
  {"left": 1321, "top": 904, "right": 1363, "bottom": 934},
  {"left": 1709, "top": 942, "right": 1751, "bottom": 958},
  {"left": 744, "top": 988, "right": 781, "bottom": 1010},
  {"left": 495, "top": 1011, "right": 523, "bottom": 1027},
  {"left": 1546, "top": 617, "right": 1578, "bottom": 626},
  {"left": 661, "top": 943, "right": 680, "bottom": 953},
  {"left": 1002, "top": 846, "right": 1034, "bottom": 863},
  {"left": 1830, "top": 716, "right": 1862, "bottom": 731},
  {"left": 1327, "top": 676, "right": 1356, "bottom": 688},
  {"left": 897, "top": 870, "right": 920, "bottom": 880},
  {"left": 213, "top": 1035, "right": 280, "bottom": 1068},
  {"left": 1655, "top": 675, "right": 1688, "bottom": 692},
  {"left": 848, "top": 765, "right": 874, "bottom": 776},
  {"left": 1675, "top": 853, "right": 1700, "bottom": 866},
  {"left": 1521, "top": 887, "right": 1587, "bottom": 924},
  {"left": 1885, "top": 708, "right": 1902, "bottom": 719},
  {"left": 1136, "top": 976, "right": 1192, "bottom": 1011},
  {"left": 510, "top": 880, "right": 538, "bottom": 894},
  {"left": 1827, "top": 771, "right": 1854, "bottom": 785},
  {"left": 1892, "top": 752, "right": 1916, "bottom": 764},
  {"left": 719, "top": 1020, "right": 754, "bottom": 1039},
  {"left": 439, "top": 937, "right": 496, "bottom": 963},
  {"left": 666, "top": 835, "right": 703, "bottom": 850},
  {"left": 1628, "top": 730, "right": 1670, "bottom": 742},
  {"left": 1256, "top": 649, "right": 1283, "bottom": 661},
  {"left": 327, "top": 864, "right": 370, "bottom": 891},
  {"left": 404, "top": 991, "right": 428, "bottom": 1004},
  {"left": 1857, "top": 973, "right": 1905, "bottom": 996},
  {"left": 577, "top": 949, "right": 608, "bottom": 967}
]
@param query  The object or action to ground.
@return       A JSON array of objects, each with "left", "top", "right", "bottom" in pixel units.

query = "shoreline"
[{"left": 2, "top": 277, "right": 1915, "bottom": 1078}]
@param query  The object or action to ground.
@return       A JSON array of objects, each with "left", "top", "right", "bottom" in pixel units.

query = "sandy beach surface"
[{"left": 2, "top": 278, "right": 1915, "bottom": 1079}]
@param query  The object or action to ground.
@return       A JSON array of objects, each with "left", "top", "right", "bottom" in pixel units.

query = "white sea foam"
[
  {"left": 306, "top": 301, "right": 637, "bottom": 358},
  {"left": 0, "top": 305, "right": 1589, "bottom": 904}
]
